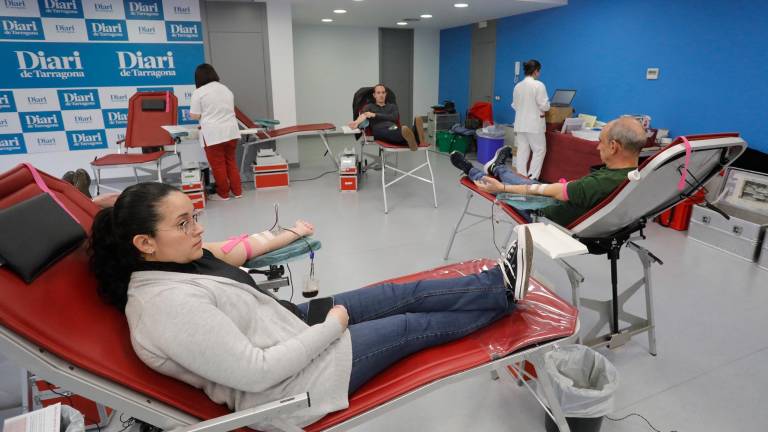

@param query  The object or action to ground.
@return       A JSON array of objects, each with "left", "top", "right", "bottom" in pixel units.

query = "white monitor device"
[{"left": 561, "top": 117, "right": 585, "bottom": 134}]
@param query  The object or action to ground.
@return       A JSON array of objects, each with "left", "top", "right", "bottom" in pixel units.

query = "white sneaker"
[
  {"left": 497, "top": 225, "right": 533, "bottom": 302},
  {"left": 207, "top": 194, "right": 230, "bottom": 201}
]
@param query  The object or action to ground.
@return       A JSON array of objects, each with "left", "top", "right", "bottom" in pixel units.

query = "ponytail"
[{"left": 88, "top": 182, "right": 178, "bottom": 310}]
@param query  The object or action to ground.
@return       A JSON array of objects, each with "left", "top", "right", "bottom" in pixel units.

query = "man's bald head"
[{"left": 604, "top": 117, "right": 646, "bottom": 155}]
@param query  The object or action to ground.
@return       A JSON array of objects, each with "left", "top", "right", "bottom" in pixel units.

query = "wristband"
[{"left": 559, "top": 178, "right": 569, "bottom": 201}]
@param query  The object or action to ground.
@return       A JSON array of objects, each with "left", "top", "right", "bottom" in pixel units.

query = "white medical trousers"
[{"left": 515, "top": 131, "right": 546, "bottom": 180}]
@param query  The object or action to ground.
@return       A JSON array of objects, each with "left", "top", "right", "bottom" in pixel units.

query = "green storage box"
[
  {"left": 436, "top": 131, "right": 453, "bottom": 152},
  {"left": 436, "top": 131, "right": 472, "bottom": 154},
  {"left": 451, "top": 134, "right": 471, "bottom": 154}
]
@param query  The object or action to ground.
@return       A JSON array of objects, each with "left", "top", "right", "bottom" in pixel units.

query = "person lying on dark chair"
[
  {"left": 450, "top": 117, "right": 646, "bottom": 226},
  {"left": 348, "top": 84, "right": 419, "bottom": 151}
]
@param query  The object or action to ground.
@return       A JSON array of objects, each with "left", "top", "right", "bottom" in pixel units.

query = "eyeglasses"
[{"left": 157, "top": 211, "right": 201, "bottom": 236}]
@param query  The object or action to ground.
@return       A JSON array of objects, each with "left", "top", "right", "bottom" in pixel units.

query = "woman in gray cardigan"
[{"left": 89, "top": 182, "right": 533, "bottom": 430}]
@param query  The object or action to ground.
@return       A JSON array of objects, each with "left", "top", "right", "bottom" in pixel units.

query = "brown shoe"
[
  {"left": 415, "top": 116, "right": 427, "bottom": 145},
  {"left": 401, "top": 126, "right": 418, "bottom": 151},
  {"left": 72, "top": 168, "right": 92, "bottom": 198},
  {"left": 62, "top": 171, "right": 75, "bottom": 185}
]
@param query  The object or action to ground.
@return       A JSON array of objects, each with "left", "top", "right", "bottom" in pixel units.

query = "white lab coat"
[
  {"left": 512, "top": 76, "right": 550, "bottom": 133},
  {"left": 189, "top": 81, "right": 241, "bottom": 147}
]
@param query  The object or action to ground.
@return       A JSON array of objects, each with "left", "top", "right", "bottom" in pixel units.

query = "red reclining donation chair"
[
  {"left": 0, "top": 164, "right": 580, "bottom": 432},
  {"left": 445, "top": 133, "right": 746, "bottom": 355},
  {"left": 90, "top": 91, "right": 181, "bottom": 194}
]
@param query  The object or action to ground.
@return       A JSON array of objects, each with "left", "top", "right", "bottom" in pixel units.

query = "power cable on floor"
[
  {"left": 291, "top": 170, "right": 337, "bottom": 182},
  {"left": 606, "top": 412, "right": 676, "bottom": 432}
]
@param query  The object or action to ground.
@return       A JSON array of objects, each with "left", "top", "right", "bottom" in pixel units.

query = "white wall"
[
  {"left": 412, "top": 29, "right": 440, "bottom": 119},
  {"left": 293, "top": 25, "right": 379, "bottom": 127},
  {"left": 265, "top": 0, "right": 299, "bottom": 163}
]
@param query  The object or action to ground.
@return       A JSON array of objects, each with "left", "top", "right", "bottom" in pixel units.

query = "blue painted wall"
[
  {"left": 441, "top": 0, "right": 768, "bottom": 153},
  {"left": 438, "top": 24, "right": 472, "bottom": 121}
]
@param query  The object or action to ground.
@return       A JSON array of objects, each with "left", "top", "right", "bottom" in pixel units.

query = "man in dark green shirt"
[
  {"left": 450, "top": 117, "right": 646, "bottom": 226},
  {"left": 348, "top": 84, "right": 419, "bottom": 150}
]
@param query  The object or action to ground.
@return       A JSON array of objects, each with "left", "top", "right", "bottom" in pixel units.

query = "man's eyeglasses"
[{"left": 157, "top": 212, "right": 201, "bottom": 236}]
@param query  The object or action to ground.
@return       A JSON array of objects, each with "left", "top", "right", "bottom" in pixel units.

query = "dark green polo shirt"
[{"left": 541, "top": 167, "right": 634, "bottom": 226}]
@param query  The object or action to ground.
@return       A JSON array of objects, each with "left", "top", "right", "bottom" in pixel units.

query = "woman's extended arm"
[{"left": 204, "top": 220, "right": 315, "bottom": 267}]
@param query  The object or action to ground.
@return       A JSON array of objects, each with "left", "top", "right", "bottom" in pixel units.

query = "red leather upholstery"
[
  {"left": 267, "top": 123, "right": 335, "bottom": 138},
  {"left": 91, "top": 92, "right": 178, "bottom": 168},
  {"left": 459, "top": 177, "right": 529, "bottom": 225},
  {"left": 307, "top": 259, "right": 577, "bottom": 431},
  {"left": 235, "top": 107, "right": 335, "bottom": 141},
  {"left": 0, "top": 165, "right": 232, "bottom": 425},
  {"left": 235, "top": 107, "right": 258, "bottom": 129},
  {"left": 90, "top": 152, "right": 166, "bottom": 166},
  {"left": 0, "top": 165, "right": 577, "bottom": 431},
  {"left": 539, "top": 132, "right": 603, "bottom": 183},
  {"left": 124, "top": 92, "right": 177, "bottom": 149}
]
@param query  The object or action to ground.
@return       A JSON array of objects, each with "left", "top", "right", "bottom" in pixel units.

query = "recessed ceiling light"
[
  {"left": 333, "top": 9, "right": 347, "bottom": 14},
  {"left": 454, "top": 3, "right": 469, "bottom": 7},
  {"left": 420, "top": 14, "right": 433, "bottom": 18},
  {"left": 353, "top": 0, "right": 364, "bottom": 2},
  {"left": 396, "top": 21, "right": 408, "bottom": 26},
  {"left": 322, "top": 18, "right": 333, "bottom": 22}
]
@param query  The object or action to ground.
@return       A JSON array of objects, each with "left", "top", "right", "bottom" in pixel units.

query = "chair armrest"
[
  {"left": 244, "top": 238, "right": 322, "bottom": 268},
  {"left": 254, "top": 118, "right": 280, "bottom": 127},
  {"left": 169, "top": 393, "right": 310, "bottom": 432}
]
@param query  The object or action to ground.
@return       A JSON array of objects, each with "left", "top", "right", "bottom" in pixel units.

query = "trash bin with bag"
[{"left": 539, "top": 344, "right": 619, "bottom": 432}]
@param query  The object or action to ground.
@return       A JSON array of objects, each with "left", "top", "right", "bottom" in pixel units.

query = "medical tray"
[{"left": 688, "top": 167, "right": 768, "bottom": 262}]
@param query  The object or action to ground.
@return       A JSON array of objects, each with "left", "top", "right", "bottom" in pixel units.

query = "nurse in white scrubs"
[
  {"left": 189, "top": 64, "right": 242, "bottom": 201},
  {"left": 512, "top": 59, "right": 550, "bottom": 180}
]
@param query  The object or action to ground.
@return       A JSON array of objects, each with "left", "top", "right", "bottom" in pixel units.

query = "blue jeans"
[
  {"left": 468, "top": 165, "right": 539, "bottom": 222},
  {"left": 468, "top": 164, "right": 540, "bottom": 186},
  {"left": 297, "top": 267, "right": 513, "bottom": 394}
]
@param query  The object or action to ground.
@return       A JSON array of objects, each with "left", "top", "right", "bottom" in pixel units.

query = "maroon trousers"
[{"left": 204, "top": 139, "right": 242, "bottom": 198}]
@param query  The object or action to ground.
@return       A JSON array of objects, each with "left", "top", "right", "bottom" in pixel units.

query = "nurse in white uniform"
[
  {"left": 512, "top": 59, "right": 550, "bottom": 180},
  {"left": 189, "top": 63, "right": 242, "bottom": 201}
]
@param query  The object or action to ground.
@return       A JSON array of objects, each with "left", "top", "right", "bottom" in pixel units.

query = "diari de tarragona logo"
[
  {"left": 37, "top": 0, "right": 84, "bottom": 18},
  {"left": 116, "top": 50, "right": 175, "bottom": 78},
  {"left": 101, "top": 108, "right": 127, "bottom": 128},
  {"left": 67, "top": 129, "right": 106, "bottom": 150},
  {"left": 15, "top": 50, "right": 85, "bottom": 80},
  {"left": 124, "top": 0, "right": 163, "bottom": 20},
  {"left": 20, "top": 111, "right": 63, "bottom": 132},
  {"left": 86, "top": 19, "right": 127, "bottom": 41},
  {"left": 57, "top": 89, "right": 100, "bottom": 109},
  {"left": 1, "top": 17, "right": 45, "bottom": 40},
  {"left": 165, "top": 21, "right": 201, "bottom": 41},
  {"left": 4, "top": 0, "right": 27, "bottom": 10},
  {"left": 0, "top": 134, "right": 26, "bottom": 154},
  {"left": 0, "top": 91, "right": 17, "bottom": 112}
]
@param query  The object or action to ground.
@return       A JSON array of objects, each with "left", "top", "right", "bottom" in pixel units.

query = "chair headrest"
[{"left": 569, "top": 134, "right": 746, "bottom": 238}]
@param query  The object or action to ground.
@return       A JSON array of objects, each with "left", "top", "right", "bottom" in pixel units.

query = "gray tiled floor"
[{"left": 81, "top": 135, "right": 768, "bottom": 431}]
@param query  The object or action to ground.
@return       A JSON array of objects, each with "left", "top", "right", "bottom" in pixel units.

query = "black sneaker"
[
  {"left": 497, "top": 225, "right": 533, "bottom": 302},
  {"left": 483, "top": 146, "right": 513, "bottom": 176},
  {"left": 450, "top": 151, "right": 473, "bottom": 175}
]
